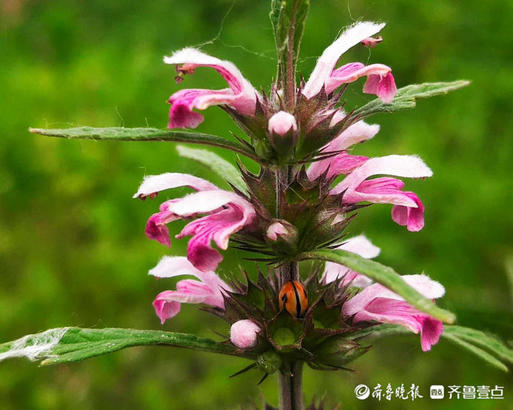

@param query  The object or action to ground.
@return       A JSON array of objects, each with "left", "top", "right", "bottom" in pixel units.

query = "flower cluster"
[{"left": 134, "top": 21, "right": 445, "bottom": 368}]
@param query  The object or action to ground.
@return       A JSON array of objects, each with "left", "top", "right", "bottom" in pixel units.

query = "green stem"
[{"left": 279, "top": 361, "right": 304, "bottom": 410}]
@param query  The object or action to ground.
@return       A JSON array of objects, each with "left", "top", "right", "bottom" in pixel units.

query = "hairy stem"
[
  {"left": 275, "top": 165, "right": 299, "bottom": 286},
  {"left": 279, "top": 361, "right": 304, "bottom": 410},
  {"left": 284, "top": 0, "right": 298, "bottom": 111}
]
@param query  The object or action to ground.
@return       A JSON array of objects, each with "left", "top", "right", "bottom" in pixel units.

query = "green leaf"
[
  {"left": 349, "top": 324, "right": 512, "bottom": 372},
  {"left": 443, "top": 325, "right": 513, "bottom": 365},
  {"left": 176, "top": 145, "right": 248, "bottom": 194},
  {"left": 298, "top": 249, "right": 456, "bottom": 323},
  {"left": 29, "top": 127, "right": 259, "bottom": 161},
  {"left": 0, "top": 327, "right": 251, "bottom": 366},
  {"left": 442, "top": 332, "right": 508, "bottom": 372},
  {"left": 354, "top": 80, "right": 470, "bottom": 118}
]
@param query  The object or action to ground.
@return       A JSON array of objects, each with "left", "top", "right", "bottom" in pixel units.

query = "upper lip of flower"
[
  {"left": 163, "top": 48, "right": 260, "bottom": 129},
  {"left": 302, "top": 21, "right": 389, "bottom": 99},
  {"left": 135, "top": 172, "right": 256, "bottom": 272}
]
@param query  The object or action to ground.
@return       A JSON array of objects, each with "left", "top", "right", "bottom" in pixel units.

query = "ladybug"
[{"left": 279, "top": 281, "right": 308, "bottom": 318}]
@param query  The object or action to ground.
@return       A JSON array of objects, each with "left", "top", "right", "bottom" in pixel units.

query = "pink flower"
[
  {"left": 331, "top": 155, "right": 432, "bottom": 231},
  {"left": 135, "top": 173, "right": 256, "bottom": 271},
  {"left": 268, "top": 111, "right": 298, "bottom": 136},
  {"left": 230, "top": 320, "right": 261, "bottom": 349},
  {"left": 323, "top": 235, "right": 380, "bottom": 288},
  {"left": 164, "top": 48, "right": 259, "bottom": 129},
  {"left": 342, "top": 274, "right": 445, "bottom": 351},
  {"left": 150, "top": 256, "right": 231, "bottom": 324},
  {"left": 307, "top": 117, "right": 379, "bottom": 180},
  {"left": 303, "top": 22, "right": 397, "bottom": 102}
]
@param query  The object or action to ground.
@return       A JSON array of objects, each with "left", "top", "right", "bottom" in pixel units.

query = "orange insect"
[{"left": 279, "top": 281, "right": 308, "bottom": 318}]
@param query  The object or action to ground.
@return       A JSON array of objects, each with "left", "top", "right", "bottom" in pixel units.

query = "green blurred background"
[{"left": 1, "top": 0, "right": 512, "bottom": 408}]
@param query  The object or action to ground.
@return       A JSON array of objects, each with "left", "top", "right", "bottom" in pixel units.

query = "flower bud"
[
  {"left": 313, "top": 336, "right": 371, "bottom": 368},
  {"left": 268, "top": 111, "right": 297, "bottom": 136},
  {"left": 267, "top": 111, "right": 298, "bottom": 157},
  {"left": 266, "top": 221, "right": 295, "bottom": 241},
  {"left": 265, "top": 220, "right": 298, "bottom": 255},
  {"left": 230, "top": 320, "right": 261, "bottom": 349}
]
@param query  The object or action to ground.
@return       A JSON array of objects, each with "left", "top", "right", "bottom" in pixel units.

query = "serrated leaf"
[
  {"left": 354, "top": 81, "right": 470, "bottom": 118},
  {"left": 29, "top": 127, "right": 259, "bottom": 161},
  {"left": 0, "top": 327, "right": 251, "bottom": 365},
  {"left": 298, "top": 249, "right": 456, "bottom": 323},
  {"left": 176, "top": 145, "right": 248, "bottom": 194},
  {"left": 349, "top": 324, "right": 512, "bottom": 372}
]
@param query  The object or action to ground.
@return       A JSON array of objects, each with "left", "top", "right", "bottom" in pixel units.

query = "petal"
[
  {"left": 418, "top": 316, "right": 444, "bottom": 351},
  {"left": 364, "top": 72, "right": 397, "bottom": 103},
  {"left": 168, "top": 190, "right": 254, "bottom": 217},
  {"left": 325, "top": 63, "right": 392, "bottom": 95},
  {"left": 178, "top": 204, "right": 252, "bottom": 272},
  {"left": 133, "top": 172, "right": 218, "bottom": 198},
  {"left": 303, "top": 22, "right": 386, "bottom": 98},
  {"left": 167, "top": 89, "right": 232, "bottom": 129},
  {"left": 149, "top": 255, "right": 231, "bottom": 294},
  {"left": 145, "top": 212, "right": 174, "bottom": 246},
  {"left": 350, "top": 298, "right": 444, "bottom": 351},
  {"left": 176, "top": 279, "right": 225, "bottom": 309},
  {"left": 352, "top": 298, "right": 424, "bottom": 333},
  {"left": 153, "top": 280, "right": 218, "bottom": 324},
  {"left": 149, "top": 256, "right": 204, "bottom": 280},
  {"left": 144, "top": 199, "right": 184, "bottom": 246},
  {"left": 152, "top": 291, "right": 183, "bottom": 324},
  {"left": 343, "top": 274, "right": 445, "bottom": 317},
  {"left": 307, "top": 120, "right": 379, "bottom": 180},
  {"left": 328, "top": 119, "right": 380, "bottom": 151},
  {"left": 308, "top": 151, "right": 369, "bottom": 180},
  {"left": 164, "top": 48, "right": 254, "bottom": 95},
  {"left": 402, "top": 274, "right": 446, "bottom": 299},
  {"left": 164, "top": 48, "right": 258, "bottom": 126},
  {"left": 338, "top": 235, "right": 381, "bottom": 259},
  {"left": 332, "top": 155, "right": 433, "bottom": 195},
  {"left": 230, "top": 320, "right": 261, "bottom": 349},
  {"left": 392, "top": 192, "right": 426, "bottom": 231},
  {"left": 343, "top": 177, "right": 418, "bottom": 207}
]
